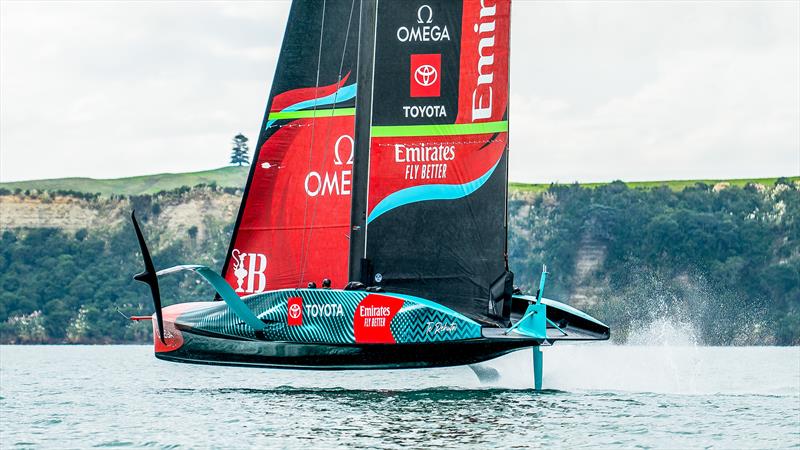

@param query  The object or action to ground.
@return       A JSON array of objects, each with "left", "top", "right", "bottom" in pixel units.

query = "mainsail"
[
  {"left": 224, "top": 0, "right": 512, "bottom": 326},
  {"left": 223, "top": 0, "right": 360, "bottom": 293},
  {"left": 349, "top": 0, "right": 513, "bottom": 325}
]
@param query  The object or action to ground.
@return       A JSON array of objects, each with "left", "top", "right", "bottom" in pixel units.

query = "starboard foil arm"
[
  {"left": 506, "top": 296, "right": 610, "bottom": 341},
  {"left": 504, "top": 266, "right": 549, "bottom": 336},
  {"left": 502, "top": 266, "right": 609, "bottom": 341},
  {"left": 130, "top": 211, "right": 266, "bottom": 340}
]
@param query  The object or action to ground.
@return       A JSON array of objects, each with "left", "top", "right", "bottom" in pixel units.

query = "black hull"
[{"left": 156, "top": 328, "right": 540, "bottom": 370}]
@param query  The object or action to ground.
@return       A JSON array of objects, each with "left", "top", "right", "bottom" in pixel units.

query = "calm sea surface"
[{"left": 1, "top": 345, "right": 798, "bottom": 449}]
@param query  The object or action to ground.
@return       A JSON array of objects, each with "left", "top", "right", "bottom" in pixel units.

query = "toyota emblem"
[
  {"left": 414, "top": 64, "right": 438, "bottom": 87},
  {"left": 288, "top": 303, "right": 302, "bottom": 319}
]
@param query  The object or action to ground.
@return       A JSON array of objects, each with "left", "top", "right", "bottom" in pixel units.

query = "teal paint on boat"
[
  {"left": 386, "top": 293, "right": 483, "bottom": 342},
  {"left": 516, "top": 302, "right": 547, "bottom": 340},
  {"left": 191, "top": 266, "right": 267, "bottom": 331},
  {"left": 384, "top": 293, "right": 480, "bottom": 326},
  {"left": 541, "top": 297, "right": 609, "bottom": 328},
  {"left": 533, "top": 346, "right": 543, "bottom": 390},
  {"left": 536, "top": 268, "right": 548, "bottom": 303},
  {"left": 513, "top": 294, "right": 608, "bottom": 328}
]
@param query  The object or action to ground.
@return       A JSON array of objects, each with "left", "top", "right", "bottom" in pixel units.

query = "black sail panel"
[{"left": 357, "top": 0, "right": 512, "bottom": 325}]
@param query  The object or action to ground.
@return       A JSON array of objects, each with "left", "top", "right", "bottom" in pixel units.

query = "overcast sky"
[{"left": 1, "top": 1, "right": 798, "bottom": 183}]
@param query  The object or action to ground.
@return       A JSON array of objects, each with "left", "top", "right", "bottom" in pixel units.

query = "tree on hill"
[{"left": 229, "top": 133, "right": 250, "bottom": 166}]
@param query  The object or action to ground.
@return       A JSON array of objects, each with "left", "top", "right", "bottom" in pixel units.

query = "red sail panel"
[
  {"left": 455, "top": 0, "right": 510, "bottom": 125},
  {"left": 366, "top": 135, "right": 506, "bottom": 217},
  {"left": 228, "top": 115, "right": 354, "bottom": 294},
  {"left": 222, "top": 0, "right": 359, "bottom": 295}
]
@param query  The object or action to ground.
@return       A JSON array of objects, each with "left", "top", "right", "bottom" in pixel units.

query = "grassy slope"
[
  {"left": 0, "top": 166, "right": 249, "bottom": 196},
  {"left": 509, "top": 176, "right": 799, "bottom": 193},
  {"left": 1, "top": 166, "right": 796, "bottom": 196}
]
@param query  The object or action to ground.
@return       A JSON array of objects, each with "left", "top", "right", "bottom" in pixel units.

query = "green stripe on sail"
[
  {"left": 371, "top": 121, "right": 508, "bottom": 137},
  {"left": 268, "top": 108, "right": 356, "bottom": 121}
]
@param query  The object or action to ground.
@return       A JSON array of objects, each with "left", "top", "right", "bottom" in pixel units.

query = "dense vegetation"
[
  {"left": 509, "top": 178, "right": 799, "bottom": 345},
  {"left": 1, "top": 178, "right": 798, "bottom": 345}
]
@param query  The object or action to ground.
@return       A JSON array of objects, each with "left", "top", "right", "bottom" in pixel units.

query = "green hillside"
[
  {"left": 1, "top": 165, "right": 796, "bottom": 196},
  {"left": 1, "top": 171, "right": 798, "bottom": 345},
  {"left": 510, "top": 176, "right": 799, "bottom": 193},
  {"left": 0, "top": 166, "right": 249, "bottom": 196}
]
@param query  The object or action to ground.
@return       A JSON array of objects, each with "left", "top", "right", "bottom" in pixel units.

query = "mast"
[{"left": 348, "top": 0, "right": 378, "bottom": 284}]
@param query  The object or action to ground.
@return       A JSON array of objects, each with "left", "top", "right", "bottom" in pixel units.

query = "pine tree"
[{"left": 229, "top": 133, "right": 250, "bottom": 166}]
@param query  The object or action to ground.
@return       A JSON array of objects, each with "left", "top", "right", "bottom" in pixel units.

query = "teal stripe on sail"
[
  {"left": 265, "top": 83, "right": 357, "bottom": 129},
  {"left": 367, "top": 159, "right": 501, "bottom": 223}
]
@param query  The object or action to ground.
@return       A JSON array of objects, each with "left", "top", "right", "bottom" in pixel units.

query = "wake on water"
[
  {"left": 474, "top": 272, "right": 792, "bottom": 396},
  {"left": 128, "top": 325, "right": 796, "bottom": 397},
  {"left": 3, "top": 344, "right": 797, "bottom": 449},
  {"left": 2, "top": 313, "right": 797, "bottom": 448},
  {"left": 296, "top": 310, "right": 792, "bottom": 395},
  {"left": 473, "top": 314, "right": 796, "bottom": 396},
  {"left": 596, "top": 264, "right": 774, "bottom": 347}
]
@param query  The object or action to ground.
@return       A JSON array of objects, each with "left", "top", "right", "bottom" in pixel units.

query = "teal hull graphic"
[{"left": 149, "top": 287, "right": 608, "bottom": 370}]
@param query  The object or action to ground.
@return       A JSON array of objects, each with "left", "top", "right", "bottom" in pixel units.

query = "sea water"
[{"left": 1, "top": 345, "right": 798, "bottom": 449}]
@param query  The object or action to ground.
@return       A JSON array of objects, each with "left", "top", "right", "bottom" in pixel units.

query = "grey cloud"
[{"left": 1, "top": 1, "right": 797, "bottom": 183}]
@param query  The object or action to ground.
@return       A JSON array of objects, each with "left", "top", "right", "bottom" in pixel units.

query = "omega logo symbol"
[
  {"left": 288, "top": 303, "right": 302, "bottom": 319},
  {"left": 333, "top": 134, "right": 354, "bottom": 166},
  {"left": 417, "top": 5, "right": 433, "bottom": 24},
  {"left": 414, "top": 65, "right": 438, "bottom": 87}
]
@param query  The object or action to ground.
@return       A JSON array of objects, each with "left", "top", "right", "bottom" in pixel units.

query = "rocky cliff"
[{"left": 1, "top": 177, "right": 798, "bottom": 345}]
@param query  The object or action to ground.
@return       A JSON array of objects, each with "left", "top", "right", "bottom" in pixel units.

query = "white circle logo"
[
  {"left": 374, "top": 273, "right": 383, "bottom": 283},
  {"left": 414, "top": 65, "right": 438, "bottom": 87},
  {"left": 288, "top": 303, "right": 302, "bottom": 319}
]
